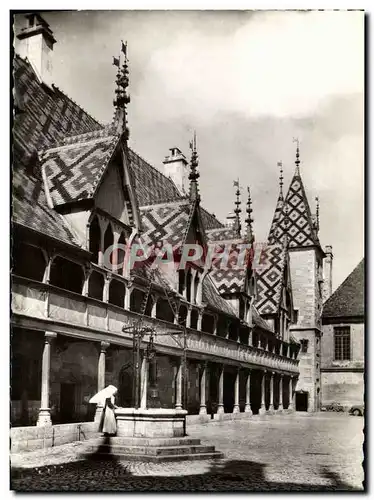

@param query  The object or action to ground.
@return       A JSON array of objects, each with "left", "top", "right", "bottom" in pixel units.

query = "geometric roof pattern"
[
  {"left": 206, "top": 226, "right": 240, "bottom": 242},
  {"left": 255, "top": 243, "right": 287, "bottom": 315},
  {"left": 12, "top": 167, "right": 81, "bottom": 247},
  {"left": 41, "top": 132, "right": 119, "bottom": 205},
  {"left": 139, "top": 200, "right": 192, "bottom": 250},
  {"left": 202, "top": 275, "right": 237, "bottom": 316},
  {"left": 268, "top": 192, "right": 284, "bottom": 243},
  {"left": 208, "top": 240, "right": 249, "bottom": 295},
  {"left": 322, "top": 259, "right": 365, "bottom": 319},
  {"left": 268, "top": 167, "right": 320, "bottom": 248}
]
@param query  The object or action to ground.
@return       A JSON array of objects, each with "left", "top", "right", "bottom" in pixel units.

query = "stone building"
[
  {"left": 12, "top": 13, "right": 334, "bottom": 432},
  {"left": 321, "top": 259, "right": 365, "bottom": 409}
]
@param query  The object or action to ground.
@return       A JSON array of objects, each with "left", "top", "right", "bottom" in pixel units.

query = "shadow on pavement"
[{"left": 11, "top": 441, "right": 362, "bottom": 492}]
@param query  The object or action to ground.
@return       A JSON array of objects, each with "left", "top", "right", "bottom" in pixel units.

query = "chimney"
[
  {"left": 163, "top": 147, "right": 188, "bottom": 195},
  {"left": 16, "top": 13, "right": 56, "bottom": 88},
  {"left": 323, "top": 245, "right": 333, "bottom": 301},
  {"left": 226, "top": 211, "right": 236, "bottom": 228}
]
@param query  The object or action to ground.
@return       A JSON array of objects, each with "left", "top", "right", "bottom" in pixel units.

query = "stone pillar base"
[
  {"left": 233, "top": 405, "right": 240, "bottom": 414},
  {"left": 259, "top": 406, "right": 266, "bottom": 415},
  {"left": 244, "top": 405, "right": 253, "bottom": 416},
  {"left": 267, "top": 405, "right": 275, "bottom": 415},
  {"left": 36, "top": 408, "right": 52, "bottom": 427},
  {"left": 217, "top": 405, "right": 224, "bottom": 415},
  {"left": 199, "top": 406, "right": 207, "bottom": 415},
  {"left": 277, "top": 405, "right": 284, "bottom": 413}
]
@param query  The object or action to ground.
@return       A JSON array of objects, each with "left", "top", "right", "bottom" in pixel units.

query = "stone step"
[
  {"left": 81, "top": 451, "right": 224, "bottom": 463},
  {"left": 89, "top": 436, "right": 202, "bottom": 447},
  {"left": 85, "top": 444, "right": 216, "bottom": 456}
]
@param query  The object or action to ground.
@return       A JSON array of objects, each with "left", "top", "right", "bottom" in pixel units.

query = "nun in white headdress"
[{"left": 89, "top": 385, "right": 118, "bottom": 436}]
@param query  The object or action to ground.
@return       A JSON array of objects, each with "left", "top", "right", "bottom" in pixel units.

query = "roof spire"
[
  {"left": 112, "top": 40, "right": 130, "bottom": 139},
  {"left": 277, "top": 160, "right": 284, "bottom": 199},
  {"left": 233, "top": 179, "right": 242, "bottom": 237},
  {"left": 188, "top": 131, "right": 200, "bottom": 203},
  {"left": 293, "top": 137, "right": 300, "bottom": 175},
  {"left": 245, "top": 186, "right": 254, "bottom": 243},
  {"left": 315, "top": 196, "right": 320, "bottom": 233}
]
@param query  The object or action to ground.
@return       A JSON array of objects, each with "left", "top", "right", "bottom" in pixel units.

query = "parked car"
[
  {"left": 324, "top": 402, "right": 345, "bottom": 412},
  {"left": 349, "top": 405, "right": 364, "bottom": 416}
]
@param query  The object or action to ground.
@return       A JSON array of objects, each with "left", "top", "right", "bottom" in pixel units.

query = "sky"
[{"left": 14, "top": 10, "right": 364, "bottom": 291}]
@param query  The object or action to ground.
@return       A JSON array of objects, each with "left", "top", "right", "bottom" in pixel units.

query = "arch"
[
  {"left": 156, "top": 298, "right": 174, "bottom": 323},
  {"left": 108, "top": 279, "right": 125, "bottom": 308},
  {"left": 88, "top": 270, "right": 105, "bottom": 301},
  {"left": 130, "top": 288, "right": 146, "bottom": 314},
  {"left": 178, "top": 304, "right": 188, "bottom": 326},
  {"left": 89, "top": 215, "right": 100, "bottom": 264},
  {"left": 50, "top": 256, "right": 84, "bottom": 294},
  {"left": 202, "top": 313, "right": 215, "bottom": 334},
  {"left": 216, "top": 316, "right": 227, "bottom": 337},
  {"left": 190, "top": 309, "right": 198, "bottom": 330},
  {"left": 116, "top": 232, "right": 127, "bottom": 274},
  {"left": 12, "top": 241, "right": 46, "bottom": 282},
  {"left": 103, "top": 223, "right": 114, "bottom": 268}
]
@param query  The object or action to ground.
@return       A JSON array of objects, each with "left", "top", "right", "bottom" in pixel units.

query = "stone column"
[
  {"left": 278, "top": 374, "right": 284, "bottom": 412},
  {"left": 217, "top": 365, "right": 225, "bottom": 414},
  {"left": 289, "top": 376, "right": 294, "bottom": 411},
  {"left": 175, "top": 359, "right": 183, "bottom": 410},
  {"left": 37, "top": 332, "right": 57, "bottom": 426},
  {"left": 259, "top": 370, "right": 266, "bottom": 415},
  {"left": 98, "top": 341, "right": 110, "bottom": 392},
  {"left": 244, "top": 370, "right": 252, "bottom": 414},
  {"left": 199, "top": 362, "right": 207, "bottom": 415},
  {"left": 233, "top": 368, "right": 240, "bottom": 413},
  {"left": 197, "top": 310, "right": 203, "bottom": 331},
  {"left": 268, "top": 372, "right": 275, "bottom": 412},
  {"left": 124, "top": 285, "right": 132, "bottom": 310},
  {"left": 95, "top": 341, "right": 110, "bottom": 422},
  {"left": 140, "top": 356, "right": 148, "bottom": 409},
  {"left": 151, "top": 296, "right": 158, "bottom": 319},
  {"left": 186, "top": 306, "right": 192, "bottom": 328},
  {"left": 248, "top": 328, "right": 253, "bottom": 346}
]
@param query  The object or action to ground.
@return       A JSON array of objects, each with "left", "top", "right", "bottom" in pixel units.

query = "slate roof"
[
  {"left": 202, "top": 275, "right": 237, "bottom": 317},
  {"left": 268, "top": 167, "right": 320, "bottom": 248},
  {"left": 322, "top": 259, "right": 365, "bottom": 319},
  {"left": 206, "top": 226, "right": 240, "bottom": 242},
  {"left": 41, "top": 132, "right": 119, "bottom": 205},
  {"left": 255, "top": 243, "right": 287, "bottom": 315}
]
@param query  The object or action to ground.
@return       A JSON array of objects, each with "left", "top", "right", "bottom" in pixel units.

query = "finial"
[
  {"left": 245, "top": 186, "right": 254, "bottom": 243},
  {"left": 293, "top": 137, "right": 300, "bottom": 174},
  {"left": 188, "top": 131, "right": 200, "bottom": 203},
  {"left": 315, "top": 196, "right": 320, "bottom": 232},
  {"left": 112, "top": 41, "right": 130, "bottom": 138},
  {"left": 277, "top": 160, "right": 284, "bottom": 198},
  {"left": 233, "top": 179, "right": 242, "bottom": 237}
]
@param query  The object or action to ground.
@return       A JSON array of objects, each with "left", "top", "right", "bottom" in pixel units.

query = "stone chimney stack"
[
  {"left": 163, "top": 147, "right": 188, "bottom": 195},
  {"left": 16, "top": 13, "right": 56, "bottom": 88},
  {"left": 323, "top": 245, "right": 333, "bottom": 302}
]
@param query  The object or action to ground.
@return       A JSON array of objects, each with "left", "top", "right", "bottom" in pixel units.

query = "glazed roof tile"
[
  {"left": 255, "top": 243, "right": 287, "bottom": 315},
  {"left": 268, "top": 168, "right": 320, "bottom": 248}
]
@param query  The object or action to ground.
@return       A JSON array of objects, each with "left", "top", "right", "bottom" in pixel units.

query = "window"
[
  {"left": 300, "top": 339, "right": 309, "bottom": 353},
  {"left": 334, "top": 327, "right": 351, "bottom": 361}
]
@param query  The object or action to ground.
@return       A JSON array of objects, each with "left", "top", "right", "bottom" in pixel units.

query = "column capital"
[
  {"left": 100, "top": 341, "right": 110, "bottom": 352},
  {"left": 45, "top": 331, "right": 57, "bottom": 342}
]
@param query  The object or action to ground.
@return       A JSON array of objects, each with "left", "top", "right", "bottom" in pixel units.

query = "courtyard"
[{"left": 11, "top": 412, "right": 364, "bottom": 492}]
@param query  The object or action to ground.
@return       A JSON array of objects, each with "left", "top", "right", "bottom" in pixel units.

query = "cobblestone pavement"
[{"left": 11, "top": 412, "right": 364, "bottom": 492}]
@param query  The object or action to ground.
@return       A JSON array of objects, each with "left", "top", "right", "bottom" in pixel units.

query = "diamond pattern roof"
[
  {"left": 41, "top": 132, "right": 119, "bottom": 205},
  {"left": 255, "top": 243, "right": 287, "bottom": 315},
  {"left": 268, "top": 169, "right": 320, "bottom": 248}
]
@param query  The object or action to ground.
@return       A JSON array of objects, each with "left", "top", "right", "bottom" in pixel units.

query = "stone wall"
[
  {"left": 321, "top": 323, "right": 364, "bottom": 368},
  {"left": 321, "top": 371, "right": 364, "bottom": 409}
]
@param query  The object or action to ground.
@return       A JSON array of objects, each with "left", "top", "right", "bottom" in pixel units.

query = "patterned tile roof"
[
  {"left": 128, "top": 149, "right": 182, "bottom": 206},
  {"left": 252, "top": 305, "right": 274, "bottom": 333},
  {"left": 202, "top": 275, "right": 237, "bottom": 316},
  {"left": 139, "top": 200, "right": 192, "bottom": 250},
  {"left": 41, "top": 133, "right": 119, "bottom": 205},
  {"left": 268, "top": 168, "right": 320, "bottom": 248},
  {"left": 13, "top": 55, "right": 102, "bottom": 162},
  {"left": 322, "top": 259, "right": 364, "bottom": 319},
  {"left": 268, "top": 192, "right": 284, "bottom": 243},
  {"left": 206, "top": 226, "right": 240, "bottom": 242},
  {"left": 201, "top": 207, "right": 224, "bottom": 230},
  {"left": 12, "top": 168, "right": 81, "bottom": 247},
  {"left": 255, "top": 243, "right": 287, "bottom": 315}
]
